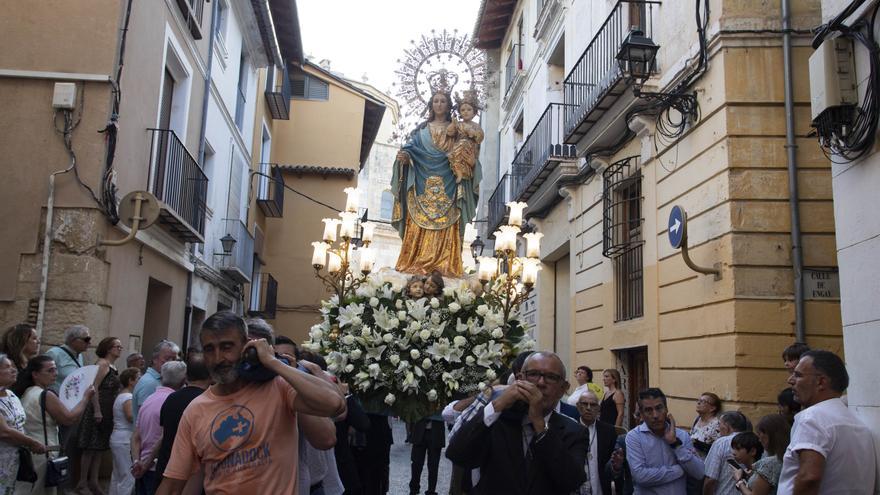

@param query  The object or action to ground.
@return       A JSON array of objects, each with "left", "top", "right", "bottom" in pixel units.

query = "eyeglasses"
[
  {"left": 522, "top": 370, "right": 564, "bottom": 384},
  {"left": 77, "top": 337, "right": 92, "bottom": 343}
]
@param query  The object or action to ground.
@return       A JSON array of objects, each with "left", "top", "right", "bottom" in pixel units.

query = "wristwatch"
[{"left": 668, "top": 438, "right": 682, "bottom": 448}]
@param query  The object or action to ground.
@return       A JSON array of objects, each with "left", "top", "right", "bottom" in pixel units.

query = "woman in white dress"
[
  {"left": 13, "top": 355, "right": 94, "bottom": 495},
  {"left": 109, "top": 367, "right": 140, "bottom": 495},
  {"left": 0, "top": 354, "right": 46, "bottom": 495}
]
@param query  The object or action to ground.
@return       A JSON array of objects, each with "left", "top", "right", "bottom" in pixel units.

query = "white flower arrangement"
[{"left": 305, "top": 271, "right": 535, "bottom": 421}]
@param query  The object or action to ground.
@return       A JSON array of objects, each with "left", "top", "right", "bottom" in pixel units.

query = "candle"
[
  {"left": 361, "top": 222, "right": 375, "bottom": 245},
  {"left": 523, "top": 232, "right": 544, "bottom": 258},
  {"left": 522, "top": 259, "right": 540, "bottom": 286},
  {"left": 327, "top": 252, "right": 342, "bottom": 273},
  {"left": 339, "top": 211, "right": 358, "bottom": 239},
  {"left": 477, "top": 256, "right": 498, "bottom": 281},
  {"left": 344, "top": 187, "right": 359, "bottom": 213},
  {"left": 506, "top": 201, "right": 528, "bottom": 227},
  {"left": 322, "top": 218, "right": 340, "bottom": 243},
  {"left": 311, "top": 241, "right": 329, "bottom": 268},
  {"left": 359, "top": 246, "right": 375, "bottom": 273}
]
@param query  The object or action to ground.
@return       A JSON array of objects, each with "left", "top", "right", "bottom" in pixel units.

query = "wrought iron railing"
[
  {"left": 219, "top": 218, "right": 255, "bottom": 284},
  {"left": 265, "top": 65, "right": 291, "bottom": 120},
  {"left": 510, "top": 103, "right": 577, "bottom": 200},
  {"left": 563, "top": 1, "right": 658, "bottom": 141},
  {"left": 249, "top": 273, "right": 278, "bottom": 319},
  {"left": 488, "top": 173, "right": 515, "bottom": 235},
  {"left": 602, "top": 156, "right": 642, "bottom": 258},
  {"left": 148, "top": 129, "right": 208, "bottom": 239},
  {"left": 614, "top": 244, "right": 644, "bottom": 321},
  {"left": 257, "top": 163, "right": 284, "bottom": 217},
  {"left": 175, "top": 0, "right": 205, "bottom": 39},
  {"left": 504, "top": 44, "right": 522, "bottom": 95}
]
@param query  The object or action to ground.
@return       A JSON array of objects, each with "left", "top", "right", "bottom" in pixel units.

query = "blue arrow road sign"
[{"left": 668, "top": 205, "right": 686, "bottom": 249}]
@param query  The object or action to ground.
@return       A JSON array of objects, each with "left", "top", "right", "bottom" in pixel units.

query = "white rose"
[
  {"left": 410, "top": 321, "right": 422, "bottom": 331},
  {"left": 398, "top": 311, "right": 407, "bottom": 321},
  {"left": 491, "top": 328, "right": 504, "bottom": 339},
  {"left": 448, "top": 302, "right": 461, "bottom": 313},
  {"left": 410, "top": 349, "right": 420, "bottom": 360},
  {"left": 344, "top": 364, "right": 354, "bottom": 373},
  {"left": 427, "top": 389, "right": 438, "bottom": 401},
  {"left": 369, "top": 297, "right": 379, "bottom": 307},
  {"left": 395, "top": 299, "right": 403, "bottom": 309},
  {"left": 422, "top": 358, "right": 433, "bottom": 369},
  {"left": 430, "top": 298, "right": 440, "bottom": 308},
  {"left": 310, "top": 328, "right": 323, "bottom": 339},
  {"left": 419, "top": 329, "right": 432, "bottom": 340},
  {"left": 478, "top": 382, "right": 487, "bottom": 390},
  {"left": 350, "top": 349, "right": 363, "bottom": 360},
  {"left": 453, "top": 335, "right": 467, "bottom": 347},
  {"left": 465, "top": 356, "right": 475, "bottom": 365},
  {"left": 384, "top": 393, "right": 396, "bottom": 405},
  {"left": 389, "top": 354, "right": 400, "bottom": 366},
  {"left": 476, "top": 304, "right": 490, "bottom": 316},
  {"left": 485, "top": 369, "right": 497, "bottom": 381},
  {"left": 342, "top": 334, "right": 355, "bottom": 345},
  {"left": 383, "top": 333, "right": 393, "bottom": 343},
  {"left": 443, "top": 287, "right": 455, "bottom": 297}
]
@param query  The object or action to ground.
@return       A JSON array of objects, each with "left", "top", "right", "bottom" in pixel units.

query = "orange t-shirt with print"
[{"left": 163, "top": 376, "right": 299, "bottom": 495}]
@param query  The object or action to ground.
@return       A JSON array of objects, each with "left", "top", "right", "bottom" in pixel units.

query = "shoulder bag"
[{"left": 40, "top": 389, "right": 70, "bottom": 487}]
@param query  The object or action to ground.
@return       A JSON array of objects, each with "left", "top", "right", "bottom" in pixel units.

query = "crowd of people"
[{"left": 0, "top": 317, "right": 875, "bottom": 495}]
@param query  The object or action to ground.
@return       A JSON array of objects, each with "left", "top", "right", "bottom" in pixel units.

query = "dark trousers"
[
  {"left": 408, "top": 443, "right": 441, "bottom": 494},
  {"left": 136, "top": 470, "right": 160, "bottom": 495}
]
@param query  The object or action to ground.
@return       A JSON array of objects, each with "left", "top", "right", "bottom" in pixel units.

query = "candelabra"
[
  {"left": 311, "top": 187, "right": 376, "bottom": 300},
  {"left": 477, "top": 201, "right": 543, "bottom": 328}
]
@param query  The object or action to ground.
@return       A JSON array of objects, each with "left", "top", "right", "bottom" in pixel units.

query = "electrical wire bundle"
[{"left": 811, "top": 0, "right": 880, "bottom": 163}]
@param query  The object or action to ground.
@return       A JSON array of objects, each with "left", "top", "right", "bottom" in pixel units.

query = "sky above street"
[{"left": 297, "top": 0, "right": 481, "bottom": 96}]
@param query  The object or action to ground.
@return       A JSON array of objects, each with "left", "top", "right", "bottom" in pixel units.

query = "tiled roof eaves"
[{"left": 277, "top": 165, "right": 356, "bottom": 177}]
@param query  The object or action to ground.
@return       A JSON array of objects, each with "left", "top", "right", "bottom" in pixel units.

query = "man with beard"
[{"left": 156, "top": 311, "right": 346, "bottom": 495}]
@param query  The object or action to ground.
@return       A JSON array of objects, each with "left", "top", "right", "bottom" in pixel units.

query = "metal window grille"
[{"left": 603, "top": 156, "right": 643, "bottom": 321}]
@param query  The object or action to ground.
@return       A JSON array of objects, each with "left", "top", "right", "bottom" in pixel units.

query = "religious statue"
[
  {"left": 404, "top": 275, "right": 425, "bottom": 299},
  {"left": 391, "top": 80, "right": 482, "bottom": 278},
  {"left": 447, "top": 90, "right": 484, "bottom": 190}
]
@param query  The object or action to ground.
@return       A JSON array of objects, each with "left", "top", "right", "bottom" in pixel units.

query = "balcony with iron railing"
[
  {"left": 487, "top": 173, "right": 515, "bottom": 236},
  {"left": 218, "top": 218, "right": 255, "bottom": 284},
  {"left": 257, "top": 163, "right": 284, "bottom": 217},
  {"left": 265, "top": 65, "right": 291, "bottom": 120},
  {"left": 248, "top": 273, "right": 278, "bottom": 319},
  {"left": 563, "top": 0, "right": 658, "bottom": 144},
  {"left": 148, "top": 129, "right": 208, "bottom": 243},
  {"left": 509, "top": 103, "right": 578, "bottom": 203},
  {"left": 174, "top": 0, "right": 205, "bottom": 39}
]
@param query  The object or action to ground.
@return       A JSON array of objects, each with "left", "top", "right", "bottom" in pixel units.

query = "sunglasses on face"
[{"left": 77, "top": 337, "right": 92, "bottom": 343}]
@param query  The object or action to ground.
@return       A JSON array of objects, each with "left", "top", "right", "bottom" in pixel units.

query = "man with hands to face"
[{"left": 445, "top": 351, "right": 589, "bottom": 495}]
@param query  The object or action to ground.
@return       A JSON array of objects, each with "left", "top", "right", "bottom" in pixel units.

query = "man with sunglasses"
[
  {"left": 46, "top": 324, "right": 91, "bottom": 391},
  {"left": 446, "top": 351, "right": 588, "bottom": 494}
]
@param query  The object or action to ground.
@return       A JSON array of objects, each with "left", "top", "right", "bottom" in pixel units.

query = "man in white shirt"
[
  {"left": 575, "top": 391, "right": 617, "bottom": 495},
  {"left": 703, "top": 410, "right": 751, "bottom": 495},
  {"left": 778, "top": 350, "right": 877, "bottom": 494}
]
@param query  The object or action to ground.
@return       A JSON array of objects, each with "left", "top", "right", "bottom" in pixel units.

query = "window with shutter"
[
  {"left": 307, "top": 78, "right": 329, "bottom": 100},
  {"left": 291, "top": 71, "right": 329, "bottom": 101}
]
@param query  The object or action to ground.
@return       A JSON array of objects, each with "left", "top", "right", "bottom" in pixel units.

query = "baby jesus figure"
[{"left": 447, "top": 90, "right": 484, "bottom": 186}]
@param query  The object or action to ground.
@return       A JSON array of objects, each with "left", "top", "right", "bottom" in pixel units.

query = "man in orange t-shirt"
[{"left": 156, "top": 311, "right": 346, "bottom": 495}]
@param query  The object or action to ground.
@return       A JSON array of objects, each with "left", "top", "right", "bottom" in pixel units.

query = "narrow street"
[{"left": 388, "top": 418, "right": 453, "bottom": 495}]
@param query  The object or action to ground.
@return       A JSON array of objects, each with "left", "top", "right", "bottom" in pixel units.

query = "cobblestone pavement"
[{"left": 388, "top": 417, "right": 453, "bottom": 495}]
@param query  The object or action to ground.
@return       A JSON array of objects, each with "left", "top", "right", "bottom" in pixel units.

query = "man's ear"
[{"left": 563, "top": 381, "right": 571, "bottom": 394}]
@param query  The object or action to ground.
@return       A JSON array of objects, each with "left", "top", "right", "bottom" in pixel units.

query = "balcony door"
[{"left": 154, "top": 69, "right": 175, "bottom": 199}]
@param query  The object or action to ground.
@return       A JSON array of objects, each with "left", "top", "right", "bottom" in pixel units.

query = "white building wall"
[{"left": 820, "top": 0, "right": 880, "bottom": 482}]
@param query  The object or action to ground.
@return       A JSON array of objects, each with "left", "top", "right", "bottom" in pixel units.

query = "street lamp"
[
  {"left": 616, "top": 30, "right": 660, "bottom": 92},
  {"left": 216, "top": 233, "right": 237, "bottom": 256},
  {"left": 470, "top": 235, "right": 485, "bottom": 259}
]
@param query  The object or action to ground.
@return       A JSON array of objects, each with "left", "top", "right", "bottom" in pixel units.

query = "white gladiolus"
[
  {"left": 369, "top": 297, "right": 379, "bottom": 307},
  {"left": 410, "top": 349, "right": 420, "bottom": 359},
  {"left": 427, "top": 389, "right": 438, "bottom": 401},
  {"left": 384, "top": 393, "right": 396, "bottom": 405},
  {"left": 448, "top": 302, "right": 461, "bottom": 313},
  {"left": 430, "top": 298, "right": 440, "bottom": 308},
  {"left": 422, "top": 358, "right": 432, "bottom": 369},
  {"left": 350, "top": 349, "right": 363, "bottom": 360}
]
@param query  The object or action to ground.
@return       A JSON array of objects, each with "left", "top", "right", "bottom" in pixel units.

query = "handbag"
[
  {"left": 16, "top": 446, "right": 37, "bottom": 483},
  {"left": 40, "top": 390, "right": 70, "bottom": 487}
]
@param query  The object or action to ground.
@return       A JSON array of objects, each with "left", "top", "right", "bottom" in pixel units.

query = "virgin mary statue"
[{"left": 391, "top": 90, "right": 481, "bottom": 278}]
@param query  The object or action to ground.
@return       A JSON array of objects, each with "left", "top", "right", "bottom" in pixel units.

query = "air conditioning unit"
[{"left": 809, "top": 37, "right": 857, "bottom": 139}]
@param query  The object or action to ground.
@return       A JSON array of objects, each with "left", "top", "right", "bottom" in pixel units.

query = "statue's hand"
[
  {"left": 397, "top": 150, "right": 411, "bottom": 165},
  {"left": 446, "top": 123, "right": 457, "bottom": 136}
]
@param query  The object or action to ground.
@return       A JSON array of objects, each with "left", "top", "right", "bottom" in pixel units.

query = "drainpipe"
[
  {"left": 35, "top": 165, "right": 75, "bottom": 340},
  {"left": 183, "top": 0, "right": 221, "bottom": 345},
  {"left": 782, "top": 0, "right": 805, "bottom": 343}
]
